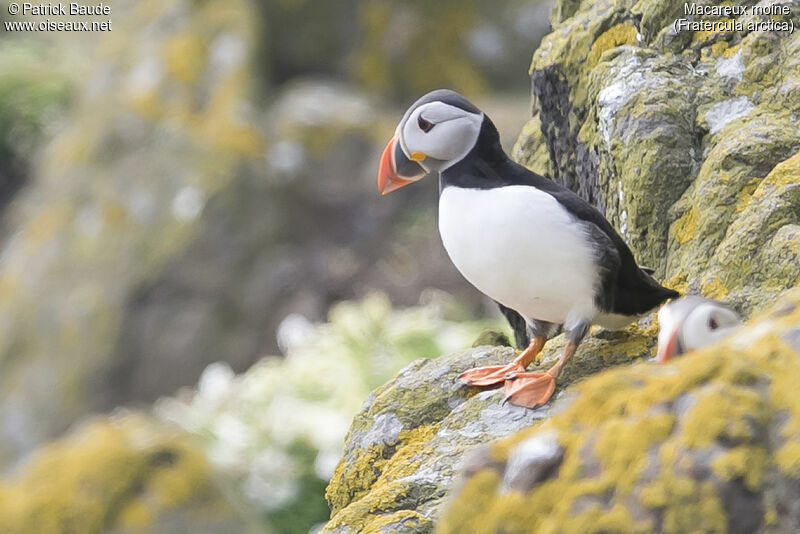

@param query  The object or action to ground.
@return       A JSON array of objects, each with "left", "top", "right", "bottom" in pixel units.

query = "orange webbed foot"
[
  {"left": 502, "top": 371, "right": 557, "bottom": 409},
  {"left": 457, "top": 362, "right": 525, "bottom": 387},
  {"left": 458, "top": 336, "right": 547, "bottom": 388}
]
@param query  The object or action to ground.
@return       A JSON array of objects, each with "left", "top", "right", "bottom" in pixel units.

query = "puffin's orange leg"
[
  {"left": 503, "top": 340, "right": 578, "bottom": 409},
  {"left": 458, "top": 336, "right": 546, "bottom": 387}
]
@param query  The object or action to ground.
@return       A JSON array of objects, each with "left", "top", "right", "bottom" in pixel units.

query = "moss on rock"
[
  {"left": 324, "top": 322, "right": 662, "bottom": 532},
  {"left": 524, "top": 0, "right": 800, "bottom": 290},
  {"left": 438, "top": 290, "right": 800, "bottom": 534}
]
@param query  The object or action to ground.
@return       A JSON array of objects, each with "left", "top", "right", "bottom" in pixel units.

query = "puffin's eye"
[
  {"left": 418, "top": 116, "right": 435, "bottom": 133},
  {"left": 708, "top": 316, "right": 719, "bottom": 330}
]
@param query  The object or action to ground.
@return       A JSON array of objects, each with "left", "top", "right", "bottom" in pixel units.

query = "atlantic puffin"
[
  {"left": 656, "top": 296, "right": 741, "bottom": 362},
  {"left": 378, "top": 89, "right": 679, "bottom": 408}
]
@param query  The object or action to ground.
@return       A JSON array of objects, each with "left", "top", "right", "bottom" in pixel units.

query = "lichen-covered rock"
[
  {"left": 323, "top": 320, "right": 661, "bottom": 533},
  {"left": 516, "top": 0, "right": 800, "bottom": 311},
  {"left": 0, "top": 0, "right": 260, "bottom": 465},
  {"left": 0, "top": 413, "right": 262, "bottom": 534},
  {"left": 438, "top": 289, "right": 800, "bottom": 534}
]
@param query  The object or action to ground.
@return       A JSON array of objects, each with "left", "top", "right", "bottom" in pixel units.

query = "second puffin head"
[
  {"left": 656, "top": 296, "right": 742, "bottom": 362},
  {"left": 378, "top": 89, "right": 484, "bottom": 194}
]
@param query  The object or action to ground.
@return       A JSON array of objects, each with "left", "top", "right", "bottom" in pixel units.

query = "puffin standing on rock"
[{"left": 378, "top": 89, "right": 679, "bottom": 409}]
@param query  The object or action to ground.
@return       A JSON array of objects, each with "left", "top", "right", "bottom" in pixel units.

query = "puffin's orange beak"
[
  {"left": 377, "top": 137, "right": 425, "bottom": 195},
  {"left": 656, "top": 326, "right": 680, "bottom": 363}
]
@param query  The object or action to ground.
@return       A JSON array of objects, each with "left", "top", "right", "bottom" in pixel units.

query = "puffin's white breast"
[{"left": 438, "top": 185, "right": 600, "bottom": 325}]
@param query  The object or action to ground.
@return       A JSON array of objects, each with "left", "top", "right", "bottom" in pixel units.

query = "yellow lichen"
[
  {"left": 638, "top": 441, "right": 730, "bottom": 534},
  {"left": 594, "top": 413, "right": 675, "bottom": 493},
  {"left": 163, "top": 32, "right": 206, "bottom": 85},
  {"left": 665, "top": 273, "right": 689, "bottom": 294},
  {"left": 710, "top": 41, "right": 728, "bottom": 57},
  {"left": 436, "top": 470, "right": 502, "bottom": 534},
  {"left": 700, "top": 276, "right": 729, "bottom": 300},
  {"left": 658, "top": 479, "right": 727, "bottom": 534},
  {"left": 116, "top": 500, "right": 152, "bottom": 530},
  {"left": 774, "top": 441, "right": 800, "bottom": 477},
  {"left": 672, "top": 206, "right": 698, "bottom": 245},
  {"left": 326, "top": 424, "right": 440, "bottom": 525},
  {"left": 378, "top": 425, "right": 439, "bottom": 483},
  {"left": 562, "top": 502, "right": 652, "bottom": 534},
  {"left": 753, "top": 150, "right": 800, "bottom": 200},
  {"left": 438, "top": 290, "right": 800, "bottom": 534},
  {"left": 358, "top": 509, "right": 429, "bottom": 532},
  {"left": 735, "top": 177, "right": 761, "bottom": 213},
  {"left": 710, "top": 445, "right": 766, "bottom": 490},
  {"left": 588, "top": 24, "right": 638, "bottom": 68},
  {"left": 682, "top": 382, "right": 766, "bottom": 449},
  {"left": 722, "top": 43, "right": 741, "bottom": 58},
  {"left": 0, "top": 415, "right": 226, "bottom": 534}
]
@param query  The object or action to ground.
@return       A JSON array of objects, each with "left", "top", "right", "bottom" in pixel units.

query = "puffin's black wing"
[
  {"left": 522, "top": 169, "right": 679, "bottom": 315},
  {"left": 477, "top": 156, "right": 678, "bottom": 316},
  {"left": 495, "top": 301, "right": 529, "bottom": 348}
]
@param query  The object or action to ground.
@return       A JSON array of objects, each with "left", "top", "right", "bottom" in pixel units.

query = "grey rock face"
[{"left": 324, "top": 322, "right": 658, "bottom": 532}]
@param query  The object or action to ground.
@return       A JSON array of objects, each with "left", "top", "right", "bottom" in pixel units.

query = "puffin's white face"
[
  {"left": 680, "top": 303, "right": 741, "bottom": 350},
  {"left": 656, "top": 298, "right": 741, "bottom": 362},
  {"left": 397, "top": 101, "right": 483, "bottom": 173},
  {"left": 377, "top": 91, "right": 484, "bottom": 195}
]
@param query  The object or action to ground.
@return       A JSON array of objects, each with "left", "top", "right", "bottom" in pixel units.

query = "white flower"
[{"left": 156, "top": 292, "right": 501, "bottom": 516}]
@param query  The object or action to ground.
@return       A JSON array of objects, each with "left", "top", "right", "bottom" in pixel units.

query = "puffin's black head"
[{"left": 378, "top": 89, "right": 485, "bottom": 194}]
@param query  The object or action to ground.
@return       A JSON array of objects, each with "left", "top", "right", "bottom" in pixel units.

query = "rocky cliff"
[
  {"left": 438, "top": 289, "right": 800, "bottom": 534},
  {"left": 514, "top": 0, "right": 800, "bottom": 312},
  {"left": 324, "top": 325, "right": 658, "bottom": 533},
  {"left": 326, "top": 0, "right": 800, "bottom": 532}
]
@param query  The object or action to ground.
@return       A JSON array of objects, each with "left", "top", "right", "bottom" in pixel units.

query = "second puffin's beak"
[
  {"left": 656, "top": 325, "right": 681, "bottom": 363},
  {"left": 377, "top": 137, "right": 426, "bottom": 195}
]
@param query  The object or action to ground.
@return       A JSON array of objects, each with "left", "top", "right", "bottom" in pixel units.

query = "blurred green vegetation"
[{"left": 0, "top": 42, "right": 73, "bottom": 210}]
